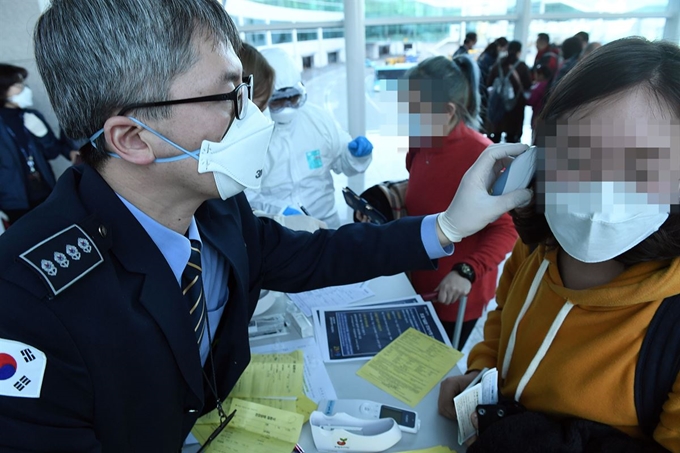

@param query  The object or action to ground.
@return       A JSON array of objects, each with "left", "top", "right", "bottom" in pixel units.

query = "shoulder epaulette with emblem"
[{"left": 19, "top": 225, "right": 103, "bottom": 297}]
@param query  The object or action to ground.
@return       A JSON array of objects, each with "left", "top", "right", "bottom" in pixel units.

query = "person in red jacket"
[{"left": 401, "top": 55, "right": 518, "bottom": 346}]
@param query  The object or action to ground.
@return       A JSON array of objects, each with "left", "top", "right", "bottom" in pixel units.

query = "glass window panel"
[
  {"left": 526, "top": 17, "right": 666, "bottom": 65},
  {"left": 366, "top": 0, "right": 517, "bottom": 18},
  {"left": 248, "top": 0, "right": 343, "bottom": 12},
  {"left": 245, "top": 32, "right": 267, "bottom": 46},
  {"left": 323, "top": 28, "right": 344, "bottom": 39},
  {"left": 530, "top": 0, "right": 669, "bottom": 14},
  {"left": 271, "top": 31, "right": 294, "bottom": 44},
  {"left": 244, "top": 0, "right": 519, "bottom": 17},
  {"left": 298, "top": 30, "right": 319, "bottom": 41}
]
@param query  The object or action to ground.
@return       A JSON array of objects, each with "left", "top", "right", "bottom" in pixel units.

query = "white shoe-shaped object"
[{"left": 310, "top": 411, "right": 403, "bottom": 452}]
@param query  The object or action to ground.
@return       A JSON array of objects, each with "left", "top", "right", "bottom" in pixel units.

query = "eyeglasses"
[{"left": 117, "top": 74, "right": 254, "bottom": 120}]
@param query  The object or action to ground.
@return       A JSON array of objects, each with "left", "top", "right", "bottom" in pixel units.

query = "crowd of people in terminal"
[{"left": 0, "top": 0, "right": 679, "bottom": 451}]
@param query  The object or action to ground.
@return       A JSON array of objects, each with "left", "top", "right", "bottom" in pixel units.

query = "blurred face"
[
  {"left": 537, "top": 39, "right": 548, "bottom": 51},
  {"left": 538, "top": 88, "right": 680, "bottom": 214},
  {"left": 6, "top": 81, "right": 24, "bottom": 98},
  {"left": 396, "top": 80, "right": 453, "bottom": 138}
]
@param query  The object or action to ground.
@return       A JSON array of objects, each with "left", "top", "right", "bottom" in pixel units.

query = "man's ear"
[{"left": 103, "top": 116, "right": 156, "bottom": 165}]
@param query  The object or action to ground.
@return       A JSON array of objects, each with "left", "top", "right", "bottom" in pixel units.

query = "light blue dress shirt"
[
  {"left": 118, "top": 196, "right": 228, "bottom": 366},
  {"left": 119, "top": 194, "right": 452, "bottom": 366}
]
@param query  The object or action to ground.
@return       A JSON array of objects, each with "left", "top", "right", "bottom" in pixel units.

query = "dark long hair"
[
  {"left": 0, "top": 64, "right": 28, "bottom": 102},
  {"left": 512, "top": 37, "right": 680, "bottom": 265},
  {"left": 482, "top": 37, "right": 509, "bottom": 59}
]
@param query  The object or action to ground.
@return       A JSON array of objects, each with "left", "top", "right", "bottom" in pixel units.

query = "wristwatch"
[{"left": 452, "top": 263, "right": 476, "bottom": 284}]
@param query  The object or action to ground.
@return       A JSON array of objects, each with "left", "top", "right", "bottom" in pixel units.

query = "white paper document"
[
  {"left": 453, "top": 367, "right": 499, "bottom": 445},
  {"left": 287, "top": 282, "right": 375, "bottom": 317},
  {"left": 251, "top": 337, "right": 337, "bottom": 403}
]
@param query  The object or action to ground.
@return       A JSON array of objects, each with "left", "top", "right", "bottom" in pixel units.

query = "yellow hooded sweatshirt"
[{"left": 468, "top": 239, "right": 680, "bottom": 451}]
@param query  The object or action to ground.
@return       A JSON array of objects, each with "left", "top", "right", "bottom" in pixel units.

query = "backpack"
[
  {"left": 356, "top": 179, "right": 408, "bottom": 223},
  {"left": 635, "top": 293, "right": 680, "bottom": 438},
  {"left": 487, "top": 61, "right": 521, "bottom": 125}
]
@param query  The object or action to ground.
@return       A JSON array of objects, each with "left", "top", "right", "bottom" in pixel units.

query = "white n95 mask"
[
  {"left": 544, "top": 181, "right": 669, "bottom": 263},
  {"left": 91, "top": 98, "right": 274, "bottom": 200},
  {"left": 197, "top": 99, "right": 274, "bottom": 199},
  {"left": 9, "top": 86, "right": 33, "bottom": 109}
]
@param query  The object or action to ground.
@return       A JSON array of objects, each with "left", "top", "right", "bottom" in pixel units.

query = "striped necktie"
[{"left": 182, "top": 239, "right": 206, "bottom": 344}]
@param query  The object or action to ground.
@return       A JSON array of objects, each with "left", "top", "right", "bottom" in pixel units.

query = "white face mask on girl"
[
  {"left": 543, "top": 181, "right": 669, "bottom": 263},
  {"left": 9, "top": 86, "right": 33, "bottom": 109},
  {"left": 90, "top": 98, "right": 274, "bottom": 200}
]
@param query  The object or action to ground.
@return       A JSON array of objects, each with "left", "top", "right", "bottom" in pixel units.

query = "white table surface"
[
  {"left": 185, "top": 274, "right": 466, "bottom": 453},
  {"left": 250, "top": 273, "right": 466, "bottom": 453}
]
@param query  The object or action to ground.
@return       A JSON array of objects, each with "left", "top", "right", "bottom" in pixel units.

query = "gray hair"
[
  {"left": 34, "top": 0, "right": 241, "bottom": 167},
  {"left": 403, "top": 55, "right": 481, "bottom": 131}
]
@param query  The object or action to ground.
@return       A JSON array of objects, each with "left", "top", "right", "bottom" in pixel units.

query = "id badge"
[{"left": 305, "top": 149, "right": 322, "bottom": 170}]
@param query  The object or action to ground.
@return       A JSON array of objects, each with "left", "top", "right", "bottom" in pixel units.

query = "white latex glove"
[{"left": 437, "top": 143, "right": 533, "bottom": 243}]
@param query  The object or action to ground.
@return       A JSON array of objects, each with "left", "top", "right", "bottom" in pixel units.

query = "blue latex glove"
[
  {"left": 282, "top": 206, "right": 303, "bottom": 216},
  {"left": 347, "top": 136, "right": 373, "bottom": 157}
]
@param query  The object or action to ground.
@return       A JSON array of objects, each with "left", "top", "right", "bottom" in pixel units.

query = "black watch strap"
[{"left": 453, "top": 262, "right": 476, "bottom": 283}]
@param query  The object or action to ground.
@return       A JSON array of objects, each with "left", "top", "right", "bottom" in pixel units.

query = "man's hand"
[
  {"left": 435, "top": 271, "right": 471, "bottom": 305},
  {"left": 438, "top": 371, "right": 480, "bottom": 420},
  {"left": 348, "top": 136, "right": 373, "bottom": 157},
  {"left": 436, "top": 143, "right": 532, "bottom": 245}
]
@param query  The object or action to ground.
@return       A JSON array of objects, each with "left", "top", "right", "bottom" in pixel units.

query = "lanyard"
[
  {"left": 501, "top": 258, "right": 575, "bottom": 402},
  {"left": 5, "top": 122, "right": 37, "bottom": 173}
]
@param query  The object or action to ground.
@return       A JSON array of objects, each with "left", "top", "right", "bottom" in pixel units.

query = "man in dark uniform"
[{"left": 0, "top": 0, "right": 531, "bottom": 451}]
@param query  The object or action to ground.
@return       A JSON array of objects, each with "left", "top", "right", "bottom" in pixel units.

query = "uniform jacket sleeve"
[
  {"left": 243, "top": 187, "right": 286, "bottom": 216},
  {"left": 0, "top": 284, "right": 100, "bottom": 453},
  {"left": 467, "top": 239, "right": 530, "bottom": 372},
  {"left": 221, "top": 195, "right": 436, "bottom": 293}
]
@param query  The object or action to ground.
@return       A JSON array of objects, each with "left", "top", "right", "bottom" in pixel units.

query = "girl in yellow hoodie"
[{"left": 438, "top": 37, "right": 680, "bottom": 452}]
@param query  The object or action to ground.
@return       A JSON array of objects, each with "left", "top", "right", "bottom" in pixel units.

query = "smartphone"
[{"left": 342, "top": 187, "right": 388, "bottom": 225}]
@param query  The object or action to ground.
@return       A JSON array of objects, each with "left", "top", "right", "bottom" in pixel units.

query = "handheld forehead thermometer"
[
  {"left": 317, "top": 399, "right": 420, "bottom": 434},
  {"left": 491, "top": 146, "right": 537, "bottom": 196}
]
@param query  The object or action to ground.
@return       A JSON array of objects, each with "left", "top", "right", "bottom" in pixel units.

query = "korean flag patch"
[{"left": 0, "top": 339, "right": 46, "bottom": 398}]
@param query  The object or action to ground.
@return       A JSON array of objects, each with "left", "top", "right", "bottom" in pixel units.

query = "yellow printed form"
[
  {"left": 192, "top": 399, "right": 303, "bottom": 453},
  {"left": 356, "top": 328, "right": 463, "bottom": 406},
  {"left": 229, "top": 350, "right": 304, "bottom": 398},
  {"left": 192, "top": 350, "right": 310, "bottom": 451}
]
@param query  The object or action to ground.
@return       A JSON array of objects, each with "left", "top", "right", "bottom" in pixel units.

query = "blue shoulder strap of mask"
[{"left": 635, "top": 293, "right": 680, "bottom": 438}]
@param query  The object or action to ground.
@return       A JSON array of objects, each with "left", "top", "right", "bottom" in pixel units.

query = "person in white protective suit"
[{"left": 244, "top": 47, "right": 373, "bottom": 229}]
